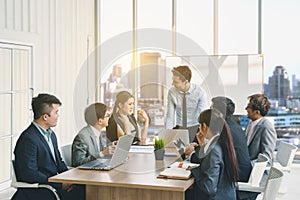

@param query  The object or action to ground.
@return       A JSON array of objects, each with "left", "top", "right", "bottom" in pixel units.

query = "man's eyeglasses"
[{"left": 104, "top": 113, "right": 111, "bottom": 118}]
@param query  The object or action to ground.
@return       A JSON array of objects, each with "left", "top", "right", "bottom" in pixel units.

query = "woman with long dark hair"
[
  {"left": 106, "top": 91, "right": 149, "bottom": 145},
  {"left": 186, "top": 109, "right": 239, "bottom": 200}
]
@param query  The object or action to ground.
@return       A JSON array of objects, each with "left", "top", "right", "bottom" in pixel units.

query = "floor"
[
  {"left": 0, "top": 187, "right": 16, "bottom": 200},
  {"left": 1, "top": 164, "right": 300, "bottom": 200}
]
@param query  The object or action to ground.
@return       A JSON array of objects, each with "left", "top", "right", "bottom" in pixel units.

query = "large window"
[
  {"left": 0, "top": 42, "right": 32, "bottom": 190},
  {"left": 97, "top": 0, "right": 300, "bottom": 146},
  {"left": 98, "top": 1, "right": 260, "bottom": 132},
  {"left": 219, "top": 0, "right": 258, "bottom": 54}
]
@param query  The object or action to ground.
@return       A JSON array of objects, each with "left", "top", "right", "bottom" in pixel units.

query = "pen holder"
[
  {"left": 154, "top": 138, "right": 165, "bottom": 160},
  {"left": 154, "top": 148, "right": 165, "bottom": 160}
]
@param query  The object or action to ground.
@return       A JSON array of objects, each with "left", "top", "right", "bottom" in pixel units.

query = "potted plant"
[{"left": 154, "top": 138, "right": 165, "bottom": 160}]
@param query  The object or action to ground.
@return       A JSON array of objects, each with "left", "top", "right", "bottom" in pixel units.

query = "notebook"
[
  {"left": 78, "top": 135, "right": 134, "bottom": 170},
  {"left": 157, "top": 167, "right": 191, "bottom": 180}
]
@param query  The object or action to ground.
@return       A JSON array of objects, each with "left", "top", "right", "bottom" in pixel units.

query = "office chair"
[
  {"left": 262, "top": 167, "right": 284, "bottom": 200},
  {"left": 237, "top": 153, "right": 269, "bottom": 190},
  {"left": 11, "top": 160, "right": 60, "bottom": 200},
  {"left": 267, "top": 141, "right": 297, "bottom": 194},
  {"left": 60, "top": 144, "right": 73, "bottom": 169},
  {"left": 272, "top": 141, "right": 297, "bottom": 172},
  {"left": 238, "top": 166, "right": 284, "bottom": 200}
]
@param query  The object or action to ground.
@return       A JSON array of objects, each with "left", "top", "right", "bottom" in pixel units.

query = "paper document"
[{"left": 129, "top": 145, "right": 154, "bottom": 153}]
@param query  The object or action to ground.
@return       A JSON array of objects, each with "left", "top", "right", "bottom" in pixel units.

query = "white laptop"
[
  {"left": 78, "top": 135, "right": 134, "bottom": 170},
  {"left": 158, "top": 129, "right": 189, "bottom": 148}
]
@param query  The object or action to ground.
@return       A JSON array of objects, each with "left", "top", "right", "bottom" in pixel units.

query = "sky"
[
  {"left": 99, "top": 0, "right": 300, "bottom": 84},
  {"left": 263, "top": 0, "right": 300, "bottom": 83}
]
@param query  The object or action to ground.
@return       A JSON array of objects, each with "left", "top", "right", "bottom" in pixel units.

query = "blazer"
[
  {"left": 227, "top": 118, "right": 259, "bottom": 200},
  {"left": 189, "top": 117, "right": 252, "bottom": 182},
  {"left": 246, "top": 117, "right": 277, "bottom": 166},
  {"left": 188, "top": 138, "right": 236, "bottom": 200},
  {"left": 227, "top": 117, "right": 252, "bottom": 182},
  {"left": 72, "top": 126, "right": 105, "bottom": 167},
  {"left": 13, "top": 123, "right": 68, "bottom": 198}
]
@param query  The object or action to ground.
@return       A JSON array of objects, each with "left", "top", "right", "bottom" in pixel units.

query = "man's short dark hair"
[
  {"left": 172, "top": 66, "right": 192, "bottom": 82},
  {"left": 211, "top": 96, "right": 235, "bottom": 118},
  {"left": 247, "top": 94, "right": 270, "bottom": 116},
  {"left": 85, "top": 103, "right": 107, "bottom": 126},
  {"left": 32, "top": 93, "right": 62, "bottom": 119}
]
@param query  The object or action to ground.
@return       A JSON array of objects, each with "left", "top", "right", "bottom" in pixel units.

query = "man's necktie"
[
  {"left": 247, "top": 121, "right": 255, "bottom": 145},
  {"left": 182, "top": 92, "right": 187, "bottom": 129},
  {"left": 99, "top": 133, "right": 107, "bottom": 151},
  {"left": 99, "top": 135, "right": 103, "bottom": 151}
]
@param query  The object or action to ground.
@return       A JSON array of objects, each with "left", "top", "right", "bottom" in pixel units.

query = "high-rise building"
[
  {"left": 102, "top": 64, "right": 125, "bottom": 107},
  {"left": 268, "top": 66, "right": 290, "bottom": 106},
  {"left": 139, "top": 52, "right": 166, "bottom": 101},
  {"left": 291, "top": 74, "right": 300, "bottom": 98}
]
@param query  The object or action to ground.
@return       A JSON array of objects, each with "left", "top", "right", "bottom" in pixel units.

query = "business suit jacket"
[
  {"left": 227, "top": 117, "right": 260, "bottom": 200},
  {"left": 72, "top": 125, "right": 105, "bottom": 167},
  {"left": 246, "top": 117, "right": 277, "bottom": 166},
  {"left": 187, "top": 138, "right": 236, "bottom": 200},
  {"left": 189, "top": 118, "right": 252, "bottom": 182},
  {"left": 227, "top": 117, "right": 252, "bottom": 182},
  {"left": 13, "top": 123, "right": 68, "bottom": 199}
]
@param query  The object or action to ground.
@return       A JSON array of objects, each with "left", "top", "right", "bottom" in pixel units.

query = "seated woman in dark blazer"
[
  {"left": 106, "top": 91, "right": 150, "bottom": 145},
  {"left": 186, "top": 109, "right": 239, "bottom": 200}
]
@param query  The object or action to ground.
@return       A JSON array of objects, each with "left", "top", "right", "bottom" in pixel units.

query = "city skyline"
[
  {"left": 265, "top": 65, "right": 299, "bottom": 85},
  {"left": 263, "top": 0, "right": 300, "bottom": 83}
]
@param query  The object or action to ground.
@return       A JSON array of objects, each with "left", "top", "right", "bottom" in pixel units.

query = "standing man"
[
  {"left": 165, "top": 65, "right": 208, "bottom": 142},
  {"left": 13, "top": 93, "right": 85, "bottom": 200},
  {"left": 245, "top": 93, "right": 277, "bottom": 166}
]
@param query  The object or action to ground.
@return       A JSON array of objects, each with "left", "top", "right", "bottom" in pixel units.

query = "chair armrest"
[
  {"left": 11, "top": 182, "right": 39, "bottom": 188},
  {"left": 11, "top": 182, "right": 60, "bottom": 200},
  {"left": 39, "top": 184, "right": 57, "bottom": 191},
  {"left": 266, "top": 166, "right": 291, "bottom": 173},
  {"left": 280, "top": 167, "right": 291, "bottom": 173},
  {"left": 236, "top": 182, "right": 264, "bottom": 193},
  {"left": 39, "top": 184, "right": 61, "bottom": 200}
]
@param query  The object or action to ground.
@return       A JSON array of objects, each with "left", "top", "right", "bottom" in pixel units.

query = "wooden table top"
[{"left": 49, "top": 152, "right": 194, "bottom": 192}]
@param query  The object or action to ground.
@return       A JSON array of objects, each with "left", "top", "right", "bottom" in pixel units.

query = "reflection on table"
[{"left": 49, "top": 150, "right": 194, "bottom": 200}]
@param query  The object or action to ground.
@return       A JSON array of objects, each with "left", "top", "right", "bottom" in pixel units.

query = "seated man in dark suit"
[{"left": 12, "top": 93, "right": 85, "bottom": 200}]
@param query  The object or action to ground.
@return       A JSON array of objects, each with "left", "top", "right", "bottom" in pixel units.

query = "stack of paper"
[{"left": 129, "top": 145, "right": 154, "bottom": 154}]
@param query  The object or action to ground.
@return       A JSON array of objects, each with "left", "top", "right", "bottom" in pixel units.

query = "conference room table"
[{"left": 49, "top": 150, "right": 194, "bottom": 200}]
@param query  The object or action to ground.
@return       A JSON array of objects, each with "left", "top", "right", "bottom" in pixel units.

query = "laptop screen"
[{"left": 173, "top": 137, "right": 186, "bottom": 160}]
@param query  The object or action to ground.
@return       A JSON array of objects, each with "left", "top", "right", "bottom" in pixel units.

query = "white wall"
[{"left": 0, "top": 0, "right": 97, "bottom": 145}]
